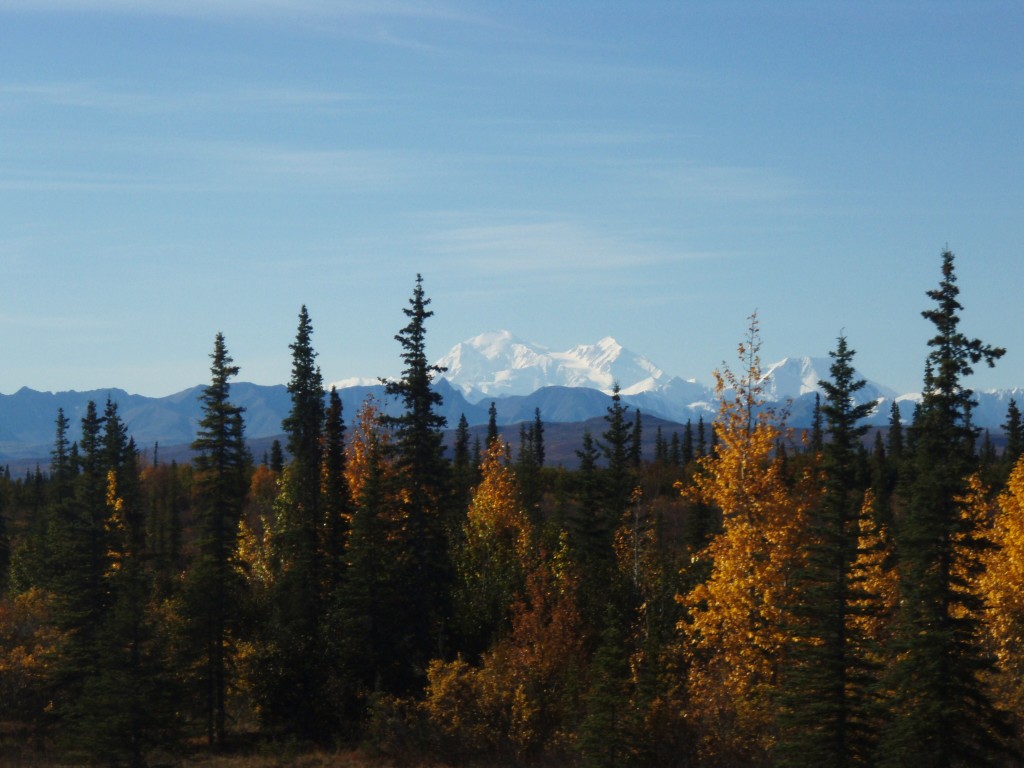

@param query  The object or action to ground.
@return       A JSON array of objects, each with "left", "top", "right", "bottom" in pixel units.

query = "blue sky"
[{"left": 0, "top": 1, "right": 1021, "bottom": 398}]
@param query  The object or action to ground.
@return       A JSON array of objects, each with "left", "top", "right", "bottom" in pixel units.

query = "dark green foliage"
[
  {"left": 533, "top": 407, "right": 546, "bottom": 468},
  {"left": 185, "top": 333, "right": 249, "bottom": 746},
  {"left": 630, "top": 409, "right": 643, "bottom": 468},
  {"left": 144, "top": 459, "right": 187, "bottom": 597},
  {"left": 880, "top": 250, "right": 1011, "bottom": 767},
  {"left": 269, "top": 439, "right": 284, "bottom": 473},
  {"left": 50, "top": 402, "right": 178, "bottom": 765},
  {"left": 256, "top": 307, "right": 342, "bottom": 740},
  {"left": 323, "top": 387, "right": 352, "bottom": 591},
  {"left": 1002, "top": 397, "right": 1023, "bottom": 467},
  {"left": 810, "top": 392, "right": 824, "bottom": 453},
  {"left": 775, "top": 335, "right": 878, "bottom": 768},
  {"left": 335, "top": 410, "right": 405, "bottom": 718},
  {"left": 486, "top": 401, "right": 499, "bottom": 448},
  {"left": 383, "top": 274, "right": 453, "bottom": 688},
  {"left": 578, "top": 609, "right": 635, "bottom": 768},
  {"left": 0, "top": 494, "right": 8, "bottom": 595},
  {"left": 452, "top": 413, "right": 474, "bottom": 511}
]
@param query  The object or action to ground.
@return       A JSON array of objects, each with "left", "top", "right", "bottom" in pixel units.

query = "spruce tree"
[
  {"left": 322, "top": 386, "right": 351, "bottom": 591},
  {"left": 258, "top": 306, "right": 338, "bottom": 739},
  {"left": 532, "top": 407, "right": 546, "bottom": 468},
  {"left": 383, "top": 274, "right": 452, "bottom": 687},
  {"left": 775, "top": 335, "right": 878, "bottom": 767},
  {"left": 1002, "top": 397, "right": 1023, "bottom": 467},
  {"left": 185, "top": 333, "right": 248, "bottom": 746},
  {"left": 486, "top": 401, "right": 499, "bottom": 447},
  {"left": 880, "top": 250, "right": 1010, "bottom": 766}
]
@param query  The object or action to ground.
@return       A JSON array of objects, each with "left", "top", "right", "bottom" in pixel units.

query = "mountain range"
[{"left": 1, "top": 330, "right": 1021, "bottom": 465}]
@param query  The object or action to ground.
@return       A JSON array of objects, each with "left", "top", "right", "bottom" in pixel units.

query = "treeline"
[{"left": 2, "top": 258, "right": 1024, "bottom": 767}]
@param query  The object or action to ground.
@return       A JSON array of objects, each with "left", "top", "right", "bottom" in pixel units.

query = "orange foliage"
[
  {"left": 345, "top": 397, "right": 394, "bottom": 506},
  {"left": 423, "top": 539, "right": 583, "bottom": 761},
  {"left": 848, "top": 489, "right": 898, "bottom": 647},
  {"left": 0, "top": 588, "right": 64, "bottom": 720},
  {"left": 676, "top": 315, "right": 817, "bottom": 763},
  {"left": 982, "top": 457, "right": 1024, "bottom": 720}
]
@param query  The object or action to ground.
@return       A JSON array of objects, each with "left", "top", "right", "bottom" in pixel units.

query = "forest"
[{"left": 2, "top": 253, "right": 1024, "bottom": 767}]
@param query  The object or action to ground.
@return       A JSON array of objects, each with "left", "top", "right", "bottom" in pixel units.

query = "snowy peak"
[
  {"left": 436, "top": 331, "right": 666, "bottom": 402},
  {"left": 759, "top": 357, "right": 832, "bottom": 400},
  {"left": 759, "top": 356, "right": 898, "bottom": 405}
]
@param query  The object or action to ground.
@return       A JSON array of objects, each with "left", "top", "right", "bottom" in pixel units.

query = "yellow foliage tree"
[
  {"left": 423, "top": 536, "right": 584, "bottom": 763},
  {"left": 982, "top": 456, "right": 1024, "bottom": 725},
  {"left": 848, "top": 489, "right": 899, "bottom": 653},
  {"left": 456, "top": 441, "right": 533, "bottom": 654},
  {"left": 677, "top": 314, "right": 816, "bottom": 765}
]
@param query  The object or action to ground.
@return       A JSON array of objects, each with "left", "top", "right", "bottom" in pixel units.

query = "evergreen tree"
[
  {"left": 269, "top": 439, "right": 284, "bottom": 473},
  {"left": 336, "top": 399, "right": 404, "bottom": 714},
  {"left": 1002, "top": 397, "right": 1023, "bottom": 466},
  {"left": 880, "top": 250, "right": 1011, "bottom": 766},
  {"left": 452, "top": 413, "right": 474, "bottom": 511},
  {"left": 516, "top": 420, "right": 543, "bottom": 516},
  {"left": 682, "top": 420, "right": 694, "bottom": 465},
  {"left": 775, "top": 335, "right": 878, "bottom": 767},
  {"left": 810, "top": 392, "right": 824, "bottom": 453},
  {"left": 322, "top": 386, "right": 352, "bottom": 591},
  {"left": 185, "top": 333, "right": 248, "bottom": 745},
  {"left": 257, "top": 306, "right": 337, "bottom": 739},
  {"left": 887, "top": 399, "right": 904, "bottom": 464},
  {"left": 630, "top": 409, "right": 643, "bottom": 468},
  {"left": 486, "top": 401, "right": 499, "bottom": 448},
  {"left": 601, "top": 385, "right": 636, "bottom": 523},
  {"left": 532, "top": 407, "right": 546, "bottom": 468},
  {"left": 50, "top": 402, "right": 177, "bottom": 764},
  {"left": 383, "top": 274, "right": 453, "bottom": 686},
  {"left": 51, "top": 407, "right": 76, "bottom": 503}
]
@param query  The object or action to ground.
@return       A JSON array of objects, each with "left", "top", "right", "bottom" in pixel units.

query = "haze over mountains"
[{"left": 1, "top": 330, "right": 1021, "bottom": 463}]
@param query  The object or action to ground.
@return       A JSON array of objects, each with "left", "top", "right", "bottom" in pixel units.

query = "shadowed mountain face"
[{"left": 2, "top": 332, "right": 1020, "bottom": 465}]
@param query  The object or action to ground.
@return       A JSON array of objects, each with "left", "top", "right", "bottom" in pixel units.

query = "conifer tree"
[
  {"left": 1002, "top": 398, "right": 1023, "bottom": 467},
  {"left": 775, "top": 335, "right": 878, "bottom": 768},
  {"left": 486, "top": 401, "right": 499, "bottom": 448},
  {"left": 50, "top": 402, "right": 177, "bottom": 764},
  {"left": 185, "top": 333, "right": 248, "bottom": 745},
  {"left": 887, "top": 399, "right": 904, "bottom": 464},
  {"left": 336, "top": 398, "right": 404, "bottom": 709},
  {"left": 533, "top": 407, "right": 546, "bottom": 468},
  {"left": 257, "top": 306, "right": 337, "bottom": 739},
  {"left": 880, "top": 250, "right": 1010, "bottom": 766},
  {"left": 630, "top": 409, "right": 643, "bottom": 468},
  {"left": 383, "top": 274, "right": 452, "bottom": 686},
  {"left": 452, "top": 413, "right": 474, "bottom": 511},
  {"left": 322, "top": 386, "right": 351, "bottom": 591},
  {"left": 810, "top": 392, "right": 824, "bottom": 453}
]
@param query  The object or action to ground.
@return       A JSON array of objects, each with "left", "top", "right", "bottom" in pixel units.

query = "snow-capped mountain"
[
  {"left": 435, "top": 330, "right": 667, "bottom": 402},
  {"left": 433, "top": 335, "right": 936, "bottom": 427},
  {"left": 758, "top": 356, "right": 899, "bottom": 405}
]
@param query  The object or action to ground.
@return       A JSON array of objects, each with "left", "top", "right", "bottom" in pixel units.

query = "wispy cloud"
[
  {"left": 0, "top": 81, "right": 363, "bottom": 114},
  {"left": 0, "top": 0, "right": 476, "bottom": 22},
  {"left": 422, "top": 215, "right": 715, "bottom": 277},
  {"left": 0, "top": 311, "right": 112, "bottom": 332}
]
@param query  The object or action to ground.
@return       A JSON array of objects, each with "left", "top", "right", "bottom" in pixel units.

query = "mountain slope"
[
  {"left": 1, "top": 332, "right": 1021, "bottom": 465},
  {"left": 435, "top": 330, "right": 666, "bottom": 401}
]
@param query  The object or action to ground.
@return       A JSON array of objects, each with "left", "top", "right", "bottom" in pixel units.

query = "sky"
[{"left": 0, "top": 1, "right": 1021, "bottom": 399}]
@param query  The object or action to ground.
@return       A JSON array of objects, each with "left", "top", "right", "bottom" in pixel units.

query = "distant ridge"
[{"left": 1, "top": 330, "right": 1022, "bottom": 464}]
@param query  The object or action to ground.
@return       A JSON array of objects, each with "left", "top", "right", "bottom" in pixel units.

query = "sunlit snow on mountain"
[{"left": 434, "top": 330, "right": 667, "bottom": 402}]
